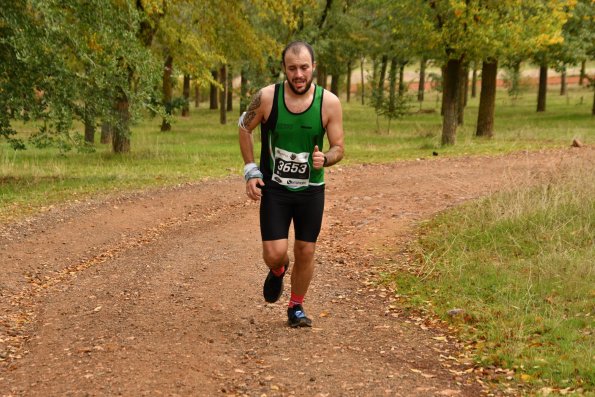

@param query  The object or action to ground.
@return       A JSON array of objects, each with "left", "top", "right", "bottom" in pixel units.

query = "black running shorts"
[{"left": 260, "top": 184, "right": 325, "bottom": 243}]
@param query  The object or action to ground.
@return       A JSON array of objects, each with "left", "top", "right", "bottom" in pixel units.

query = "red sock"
[
  {"left": 288, "top": 292, "right": 304, "bottom": 308},
  {"left": 271, "top": 266, "right": 285, "bottom": 277}
]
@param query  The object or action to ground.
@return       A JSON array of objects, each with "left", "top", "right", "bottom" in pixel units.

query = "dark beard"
[{"left": 286, "top": 79, "right": 313, "bottom": 95}]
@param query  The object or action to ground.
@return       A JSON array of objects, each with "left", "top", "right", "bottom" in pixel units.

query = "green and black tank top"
[{"left": 260, "top": 82, "right": 326, "bottom": 192}]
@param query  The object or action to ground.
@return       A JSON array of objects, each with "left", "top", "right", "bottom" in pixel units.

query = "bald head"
[{"left": 281, "top": 41, "right": 315, "bottom": 66}]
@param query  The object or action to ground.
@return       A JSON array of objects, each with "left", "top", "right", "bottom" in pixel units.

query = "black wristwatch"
[{"left": 323, "top": 155, "right": 328, "bottom": 167}]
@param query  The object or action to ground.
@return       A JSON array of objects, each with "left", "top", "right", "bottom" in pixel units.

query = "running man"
[{"left": 238, "top": 41, "right": 345, "bottom": 327}]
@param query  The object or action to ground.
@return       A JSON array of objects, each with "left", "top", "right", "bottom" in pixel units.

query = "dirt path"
[{"left": 1, "top": 148, "right": 592, "bottom": 397}]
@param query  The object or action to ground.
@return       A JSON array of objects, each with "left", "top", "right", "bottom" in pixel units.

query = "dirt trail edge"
[{"left": 1, "top": 148, "right": 593, "bottom": 397}]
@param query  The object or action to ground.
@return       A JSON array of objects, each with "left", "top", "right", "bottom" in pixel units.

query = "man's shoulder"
[
  {"left": 255, "top": 84, "right": 277, "bottom": 105},
  {"left": 321, "top": 88, "right": 341, "bottom": 108},
  {"left": 264, "top": 83, "right": 278, "bottom": 94}
]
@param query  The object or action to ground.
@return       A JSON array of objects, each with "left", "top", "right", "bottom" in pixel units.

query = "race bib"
[{"left": 272, "top": 147, "right": 310, "bottom": 188}]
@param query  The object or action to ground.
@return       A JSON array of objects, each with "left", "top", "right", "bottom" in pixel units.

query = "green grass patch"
[
  {"left": 1, "top": 84, "right": 593, "bottom": 222},
  {"left": 386, "top": 163, "right": 594, "bottom": 393}
]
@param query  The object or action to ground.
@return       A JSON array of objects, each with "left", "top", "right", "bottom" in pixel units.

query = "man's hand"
[
  {"left": 312, "top": 145, "right": 325, "bottom": 170},
  {"left": 246, "top": 178, "right": 265, "bottom": 200}
]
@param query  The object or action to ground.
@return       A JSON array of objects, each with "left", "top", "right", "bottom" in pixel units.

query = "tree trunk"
[
  {"left": 317, "top": 64, "right": 327, "bottom": 89},
  {"left": 112, "top": 96, "right": 130, "bottom": 153},
  {"left": 360, "top": 57, "right": 365, "bottom": 105},
  {"left": 398, "top": 62, "right": 406, "bottom": 97},
  {"left": 457, "top": 64, "right": 468, "bottom": 125},
  {"left": 418, "top": 58, "right": 426, "bottom": 102},
  {"left": 83, "top": 104, "right": 95, "bottom": 144},
  {"left": 476, "top": 60, "right": 498, "bottom": 138},
  {"left": 377, "top": 55, "right": 388, "bottom": 107},
  {"left": 442, "top": 58, "right": 462, "bottom": 146},
  {"left": 537, "top": 64, "right": 547, "bottom": 112},
  {"left": 194, "top": 84, "right": 200, "bottom": 108},
  {"left": 227, "top": 66, "right": 233, "bottom": 111},
  {"left": 346, "top": 61, "right": 352, "bottom": 102},
  {"left": 511, "top": 60, "right": 521, "bottom": 96},
  {"left": 592, "top": 84, "right": 595, "bottom": 116},
  {"left": 471, "top": 63, "right": 477, "bottom": 98},
  {"left": 161, "top": 55, "right": 173, "bottom": 131},
  {"left": 441, "top": 64, "right": 447, "bottom": 116},
  {"left": 463, "top": 65, "right": 469, "bottom": 107},
  {"left": 579, "top": 60, "right": 586, "bottom": 86},
  {"left": 385, "top": 57, "right": 400, "bottom": 134},
  {"left": 182, "top": 74, "right": 190, "bottom": 117},
  {"left": 372, "top": 59, "right": 378, "bottom": 90},
  {"left": 219, "top": 64, "right": 227, "bottom": 125},
  {"left": 210, "top": 70, "right": 218, "bottom": 110},
  {"left": 388, "top": 57, "right": 398, "bottom": 123},
  {"left": 100, "top": 122, "right": 112, "bottom": 144},
  {"left": 560, "top": 65, "right": 567, "bottom": 96},
  {"left": 330, "top": 74, "right": 339, "bottom": 96},
  {"left": 240, "top": 67, "right": 248, "bottom": 114}
]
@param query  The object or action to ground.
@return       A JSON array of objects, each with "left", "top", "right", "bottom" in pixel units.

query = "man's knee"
[
  {"left": 262, "top": 241, "right": 288, "bottom": 267},
  {"left": 294, "top": 241, "right": 316, "bottom": 261}
]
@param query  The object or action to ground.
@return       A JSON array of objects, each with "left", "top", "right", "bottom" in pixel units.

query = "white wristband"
[
  {"left": 243, "top": 163, "right": 263, "bottom": 181},
  {"left": 243, "top": 162, "right": 258, "bottom": 175}
]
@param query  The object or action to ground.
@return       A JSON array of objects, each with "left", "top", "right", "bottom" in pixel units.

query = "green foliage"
[
  {"left": 427, "top": 71, "right": 443, "bottom": 93},
  {"left": 502, "top": 63, "right": 522, "bottom": 100},
  {"left": 552, "top": 0, "right": 595, "bottom": 67},
  {"left": 0, "top": 0, "right": 44, "bottom": 150},
  {"left": 0, "top": 0, "right": 161, "bottom": 152},
  {"left": 166, "top": 96, "right": 189, "bottom": 114}
]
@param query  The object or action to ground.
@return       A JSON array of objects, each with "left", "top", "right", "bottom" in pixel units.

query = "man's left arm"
[{"left": 313, "top": 95, "right": 344, "bottom": 169}]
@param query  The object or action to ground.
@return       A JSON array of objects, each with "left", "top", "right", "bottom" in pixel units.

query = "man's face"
[{"left": 283, "top": 47, "right": 315, "bottom": 95}]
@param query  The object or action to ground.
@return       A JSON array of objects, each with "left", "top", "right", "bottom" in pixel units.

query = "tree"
[
  {"left": 472, "top": 1, "right": 570, "bottom": 134},
  {"left": 418, "top": 58, "right": 427, "bottom": 103},
  {"left": 397, "top": 1, "right": 572, "bottom": 143},
  {"left": 161, "top": 55, "right": 174, "bottom": 131},
  {"left": 537, "top": 62, "right": 549, "bottom": 112},
  {"left": 182, "top": 74, "right": 191, "bottom": 117},
  {"left": 150, "top": 1, "right": 222, "bottom": 129},
  {"left": 551, "top": 0, "right": 595, "bottom": 109},
  {"left": 208, "top": 0, "right": 282, "bottom": 124},
  {"left": 476, "top": 60, "right": 498, "bottom": 137},
  {"left": 0, "top": 0, "right": 161, "bottom": 153}
]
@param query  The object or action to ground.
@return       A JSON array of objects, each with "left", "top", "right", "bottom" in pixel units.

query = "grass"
[{"left": 384, "top": 163, "right": 594, "bottom": 394}]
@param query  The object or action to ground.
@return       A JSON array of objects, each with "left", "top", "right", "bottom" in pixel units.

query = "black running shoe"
[
  {"left": 262, "top": 265, "right": 287, "bottom": 303},
  {"left": 287, "top": 304, "right": 312, "bottom": 328}
]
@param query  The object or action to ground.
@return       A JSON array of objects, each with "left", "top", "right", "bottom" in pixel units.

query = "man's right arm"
[{"left": 239, "top": 89, "right": 267, "bottom": 200}]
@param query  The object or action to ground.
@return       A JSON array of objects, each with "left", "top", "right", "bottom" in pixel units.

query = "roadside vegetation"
[{"left": 386, "top": 160, "right": 594, "bottom": 394}]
